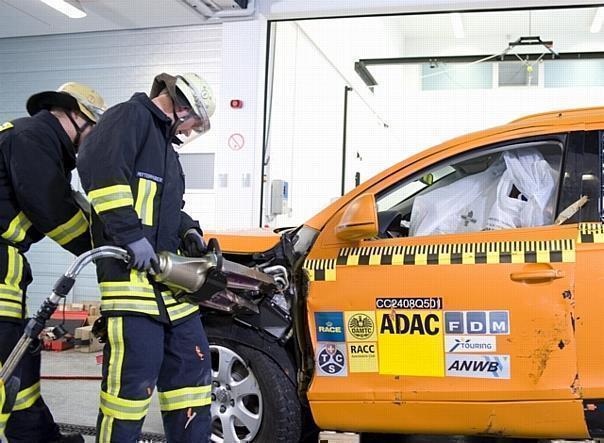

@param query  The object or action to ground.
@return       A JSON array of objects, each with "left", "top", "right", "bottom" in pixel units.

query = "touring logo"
[
  {"left": 445, "top": 335, "right": 496, "bottom": 353},
  {"left": 445, "top": 354, "right": 510, "bottom": 379},
  {"left": 348, "top": 313, "right": 374, "bottom": 340}
]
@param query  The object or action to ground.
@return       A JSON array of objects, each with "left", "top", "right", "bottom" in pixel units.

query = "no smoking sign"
[{"left": 228, "top": 133, "right": 245, "bottom": 151}]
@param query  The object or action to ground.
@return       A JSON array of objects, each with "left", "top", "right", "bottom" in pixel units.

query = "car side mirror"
[{"left": 335, "top": 193, "right": 379, "bottom": 241}]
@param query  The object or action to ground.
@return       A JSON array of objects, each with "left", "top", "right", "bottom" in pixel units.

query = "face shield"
[{"left": 172, "top": 111, "right": 205, "bottom": 148}]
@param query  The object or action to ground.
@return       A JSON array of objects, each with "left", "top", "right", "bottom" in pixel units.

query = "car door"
[{"left": 305, "top": 133, "right": 587, "bottom": 437}]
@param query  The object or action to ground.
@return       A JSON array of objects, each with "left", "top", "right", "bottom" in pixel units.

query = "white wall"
[
  {"left": 265, "top": 22, "right": 386, "bottom": 227},
  {"left": 0, "top": 24, "right": 222, "bottom": 310}
]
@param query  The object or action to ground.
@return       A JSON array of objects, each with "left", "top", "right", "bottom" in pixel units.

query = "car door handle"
[{"left": 510, "top": 269, "right": 565, "bottom": 282}]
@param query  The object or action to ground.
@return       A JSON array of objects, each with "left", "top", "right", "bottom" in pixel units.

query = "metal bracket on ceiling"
[{"left": 180, "top": 0, "right": 255, "bottom": 21}]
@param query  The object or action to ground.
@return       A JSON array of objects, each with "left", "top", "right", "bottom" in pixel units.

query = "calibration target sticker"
[
  {"left": 377, "top": 309, "right": 445, "bottom": 377},
  {"left": 347, "top": 342, "right": 378, "bottom": 373},
  {"left": 445, "top": 335, "right": 496, "bottom": 353},
  {"left": 345, "top": 311, "right": 377, "bottom": 341},
  {"left": 445, "top": 354, "right": 510, "bottom": 379},
  {"left": 316, "top": 343, "right": 348, "bottom": 377}
]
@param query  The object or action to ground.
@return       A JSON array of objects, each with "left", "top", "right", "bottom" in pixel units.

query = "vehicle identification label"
[
  {"left": 347, "top": 342, "right": 378, "bottom": 373},
  {"left": 444, "top": 311, "right": 510, "bottom": 335},
  {"left": 315, "top": 312, "right": 345, "bottom": 342},
  {"left": 377, "top": 310, "right": 445, "bottom": 377},
  {"left": 375, "top": 297, "right": 442, "bottom": 310},
  {"left": 445, "top": 354, "right": 510, "bottom": 379},
  {"left": 445, "top": 335, "right": 496, "bottom": 353},
  {"left": 345, "top": 311, "right": 376, "bottom": 341},
  {"left": 316, "top": 343, "right": 348, "bottom": 376}
]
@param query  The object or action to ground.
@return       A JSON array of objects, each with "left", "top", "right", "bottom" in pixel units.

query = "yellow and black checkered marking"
[
  {"left": 304, "top": 259, "right": 336, "bottom": 282},
  {"left": 337, "top": 240, "right": 575, "bottom": 267},
  {"left": 578, "top": 223, "right": 604, "bottom": 244}
]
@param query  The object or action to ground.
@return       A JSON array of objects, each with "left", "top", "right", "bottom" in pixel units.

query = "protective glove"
[
  {"left": 125, "top": 237, "right": 159, "bottom": 273},
  {"left": 181, "top": 229, "right": 207, "bottom": 257}
]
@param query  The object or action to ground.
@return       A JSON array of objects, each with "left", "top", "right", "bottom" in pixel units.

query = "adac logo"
[
  {"left": 315, "top": 312, "right": 345, "bottom": 342},
  {"left": 348, "top": 313, "right": 374, "bottom": 340}
]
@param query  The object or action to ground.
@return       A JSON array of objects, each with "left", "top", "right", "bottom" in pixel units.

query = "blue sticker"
[
  {"left": 315, "top": 312, "right": 345, "bottom": 342},
  {"left": 488, "top": 311, "right": 509, "bottom": 334},
  {"left": 466, "top": 311, "right": 487, "bottom": 334},
  {"left": 444, "top": 312, "right": 464, "bottom": 334}
]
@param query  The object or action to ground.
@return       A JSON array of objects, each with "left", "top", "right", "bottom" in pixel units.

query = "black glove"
[
  {"left": 125, "top": 237, "right": 159, "bottom": 272},
  {"left": 182, "top": 229, "right": 207, "bottom": 257}
]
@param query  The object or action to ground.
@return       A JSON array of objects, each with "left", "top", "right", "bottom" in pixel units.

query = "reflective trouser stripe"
[
  {"left": 12, "top": 381, "right": 40, "bottom": 411},
  {"left": 106, "top": 318, "right": 124, "bottom": 397},
  {"left": 161, "top": 291, "right": 199, "bottom": 322},
  {"left": 45, "top": 210, "right": 88, "bottom": 246},
  {"left": 158, "top": 385, "right": 212, "bottom": 411},
  {"left": 1, "top": 212, "right": 32, "bottom": 244},
  {"left": 88, "top": 185, "right": 134, "bottom": 213},
  {"left": 134, "top": 179, "right": 157, "bottom": 226},
  {"left": 0, "top": 248, "right": 24, "bottom": 319},
  {"left": 98, "top": 415, "right": 114, "bottom": 443},
  {"left": 99, "top": 390, "right": 151, "bottom": 421},
  {"left": 0, "top": 381, "right": 7, "bottom": 437},
  {"left": 100, "top": 271, "right": 160, "bottom": 316}
]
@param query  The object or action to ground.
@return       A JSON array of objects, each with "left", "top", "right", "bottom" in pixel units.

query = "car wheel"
[{"left": 209, "top": 338, "right": 302, "bottom": 442}]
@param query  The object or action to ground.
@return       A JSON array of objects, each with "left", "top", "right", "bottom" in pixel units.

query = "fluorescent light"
[
  {"left": 39, "top": 0, "right": 86, "bottom": 18},
  {"left": 591, "top": 7, "right": 604, "bottom": 33},
  {"left": 450, "top": 12, "right": 465, "bottom": 39}
]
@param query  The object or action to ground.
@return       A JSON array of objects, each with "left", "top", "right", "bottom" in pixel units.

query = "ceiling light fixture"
[
  {"left": 591, "top": 7, "right": 604, "bottom": 33},
  {"left": 39, "top": 0, "right": 87, "bottom": 18},
  {"left": 450, "top": 12, "right": 465, "bottom": 39}
]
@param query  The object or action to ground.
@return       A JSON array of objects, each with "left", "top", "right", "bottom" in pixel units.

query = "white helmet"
[
  {"left": 175, "top": 73, "right": 215, "bottom": 134},
  {"left": 150, "top": 73, "right": 215, "bottom": 135}
]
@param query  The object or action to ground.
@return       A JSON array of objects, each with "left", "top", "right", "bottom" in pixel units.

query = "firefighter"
[
  {"left": 77, "top": 73, "right": 215, "bottom": 443},
  {"left": 0, "top": 82, "right": 107, "bottom": 443}
]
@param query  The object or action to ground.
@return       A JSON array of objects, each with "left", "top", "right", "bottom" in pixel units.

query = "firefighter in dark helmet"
[
  {"left": 77, "top": 73, "right": 215, "bottom": 442},
  {"left": 0, "top": 82, "right": 107, "bottom": 443}
]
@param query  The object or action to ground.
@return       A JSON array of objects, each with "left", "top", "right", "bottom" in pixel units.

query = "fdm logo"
[
  {"left": 315, "top": 312, "right": 345, "bottom": 342},
  {"left": 444, "top": 311, "right": 509, "bottom": 335}
]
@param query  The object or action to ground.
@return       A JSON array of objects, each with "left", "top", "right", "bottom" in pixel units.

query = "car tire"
[{"left": 209, "top": 337, "right": 302, "bottom": 443}]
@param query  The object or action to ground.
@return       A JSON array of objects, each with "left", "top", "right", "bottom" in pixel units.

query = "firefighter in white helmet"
[
  {"left": 77, "top": 73, "right": 215, "bottom": 442},
  {"left": 0, "top": 82, "right": 107, "bottom": 443}
]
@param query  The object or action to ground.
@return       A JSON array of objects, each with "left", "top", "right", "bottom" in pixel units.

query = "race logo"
[
  {"left": 317, "top": 343, "right": 347, "bottom": 376},
  {"left": 445, "top": 335, "right": 496, "bottom": 353},
  {"left": 347, "top": 313, "right": 375, "bottom": 340},
  {"left": 315, "top": 312, "right": 345, "bottom": 342},
  {"left": 347, "top": 342, "right": 378, "bottom": 373},
  {"left": 445, "top": 354, "right": 510, "bottom": 379},
  {"left": 444, "top": 311, "right": 509, "bottom": 335}
]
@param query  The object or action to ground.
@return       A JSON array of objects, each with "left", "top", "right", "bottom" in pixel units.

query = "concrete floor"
[{"left": 40, "top": 348, "right": 164, "bottom": 442}]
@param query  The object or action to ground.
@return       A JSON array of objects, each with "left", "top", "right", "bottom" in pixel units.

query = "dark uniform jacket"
[
  {"left": 0, "top": 110, "right": 91, "bottom": 320},
  {"left": 77, "top": 93, "right": 200, "bottom": 324}
]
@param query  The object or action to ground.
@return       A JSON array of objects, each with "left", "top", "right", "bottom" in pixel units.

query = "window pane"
[
  {"left": 180, "top": 153, "right": 215, "bottom": 190},
  {"left": 544, "top": 60, "right": 604, "bottom": 88}
]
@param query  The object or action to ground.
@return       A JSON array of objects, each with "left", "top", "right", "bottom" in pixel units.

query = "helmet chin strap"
[{"left": 65, "top": 111, "right": 90, "bottom": 149}]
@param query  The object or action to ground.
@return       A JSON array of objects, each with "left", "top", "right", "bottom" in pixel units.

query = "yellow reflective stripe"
[
  {"left": 100, "top": 287, "right": 155, "bottom": 298},
  {"left": 5, "top": 247, "right": 22, "bottom": 290},
  {"left": 89, "top": 185, "right": 134, "bottom": 213},
  {"left": 1, "top": 212, "right": 32, "bottom": 244},
  {"left": 0, "top": 122, "right": 14, "bottom": 132},
  {"left": 161, "top": 292, "right": 199, "bottom": 322},
  {"left": 100, "top": 390, "right": 151, "bottom": 421},
  {"left": 98, "top": 415, "right": 114, "bottom": 443},
  {"left": 0, "top": 412, "right": 7, "bottom": 436},
  {"left": 45, "top": 210, "right": 88, "bottom": 246},
  {"left": 12, "top": 381, "right": 40, "bottom": 411},
  {"left": 134, "top": 179, "right": 157, "bottom": 226},
  {"left": 101, "top": 300, "right": 160, "bottom": 316},
  {"left": 158, "top": 385, "right": 211, "bottom": 411},
  {"left": 0, "top": 285, "right": 22, "bottom": 302},
  {"left": 106, "top": 318, "right": 124, "bottom": 397}
]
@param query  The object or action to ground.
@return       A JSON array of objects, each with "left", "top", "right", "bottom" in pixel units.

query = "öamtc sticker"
[{"left": 345, "top": 311, "right": 376, "bottom": 341}]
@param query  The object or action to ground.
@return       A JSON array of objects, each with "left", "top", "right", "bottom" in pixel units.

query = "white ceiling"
[{"left": 0, "top": 0, "right": 207, "bottom": 38}]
